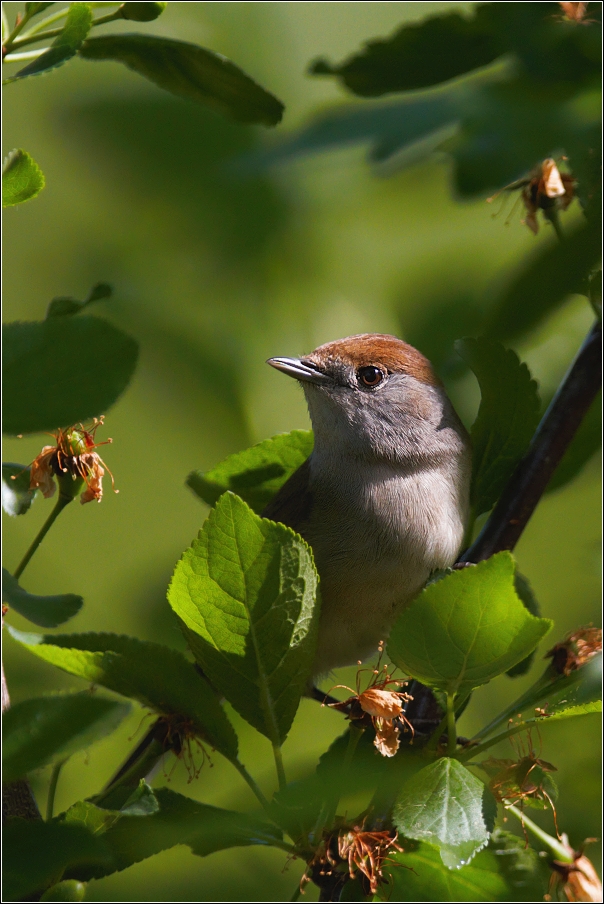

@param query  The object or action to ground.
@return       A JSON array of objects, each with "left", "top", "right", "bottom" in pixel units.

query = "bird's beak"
[{"left": 267, "top": 356, "right": 331, "bottom": 385}]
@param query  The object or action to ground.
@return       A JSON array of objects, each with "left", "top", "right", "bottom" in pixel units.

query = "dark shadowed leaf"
[
  {"left": 388, "top": 553, "right": 553, "bottom": 696},
  {"left": 379, "top": 829, "right": 548, "bottom": 901},
  {"left": 3, "top": 149, "right": 45, "bottom": 207},
  {"left": 120, "top": 1, "right": 166, "bottom": 21},
  {"left": 456, "top": 338, "right": 540, "bottom": 517},
  {"left": 61, "top": 788, "right": 283, "bottom": 881},
  {"left": 310, "top": 5, "right": 504, "bottom": 96},
  {"left": 2, "top": 568, "right": 83, "bottom": 628},
  {"left": 3, "top": 692, "right": 130, "bottom": 783},
  {"left": 485, "top": 222, "right": 602, "bottom": 343},
  {"left": 187, "top": 430, "right": 313, "bottom": 513},
  {"left": 46, "top": 283, "right": 113, "bottom": 318},
  {"left": 78, "top": 34, "right": 284, "bottom": 126},
  {"left": 3, "top": 819, "right": 109, "bottom": 902},
  {"left": 25, "top": 2, "right": 56, "bottom": 14},
  {"left": 8, "top": 628, "right": 238, "bottom": 762},
  {"left": 2, "top": 463, "right": 37, "bottom": 516},
  {"left": 3, "top": 315, "right": 138, "bottom": 435},
  {"left": 547, "top": 392, "right": 601, "bottom": 492},
  {"left": 393, "top": 758, "right": 491, "bottom": 868},
  {"left": 4, "top": 3, "right": 92, "bottom": 83},
  {"left": 168, "top": 492, "right": 320, "bottom": 744}
]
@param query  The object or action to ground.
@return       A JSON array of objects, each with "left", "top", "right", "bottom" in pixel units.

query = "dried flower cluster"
[
  {"left": 558, "top": 2, "right": 590, "bottom": 22},
  {"left": 326, "top": 644, "right": 413, "bottom": 756},
  {"left": 27, "top": 417, "right": 116, "bottom": 504},
  {"left": 546, "top": 627, "right": 602, "bottom": 677},
  {"left": 301, "top": 822, "right": 403, "bottom": 896}
]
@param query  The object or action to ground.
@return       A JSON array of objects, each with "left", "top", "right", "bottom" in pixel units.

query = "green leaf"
[
  {"left": 547, "top": 392, "right": 601, "bottom": 493},
  {"left": 3, "top": 819, "right": 109, "bottom": 902},
  {"left": 3, "top": 149, "right": 45, "bottom": 207},
  {"left": 3, "top": 315, "right": 139, "bottom": 435},
  {"left": 25, "top": 3, "right": 56, "bottom": 15},
  {"left": 46, "top": 282, "right": 112, "bottom": 318},
  {"left": 310, "top": 5, "right": 504, "bottom": 96},
  {"left": 485, "top": 222, "right": 602, "bottom": 343},
  {"left": 3, "top": 692, "right": 130, "bottom": 783},
  {"left": 388, "top": 552, "right": 553, "bottom": 696},
  {"left": 393, "top": 758, "right": 491, "bottom": 868},
  {"left": 378, "top": 829, "right": 548, "bottom": 902},
  {"left": 456, "top": 338, "right": 540, "bottom": 518},
  {"left": 120, "top": 1, "right": 166, "bottom": 21},
  {"left": 168, "top": 492, "right": 320, "bottom": 744},
  {"left": 8, "top": 628, "right": 238, "bottom": 762},
  {"left": 2, "top": 463, "right": 37, "bottom": 516},
  {"left": 506, "top": 572, "right": 540, "bottom": 678},
  {"left": 2, "top": 568, "right": 83, "bottom": 628},
  {"left": 187, "top": 430, "right": 313, "bottom": 513},
  {"left": 78, "top": 34, "right": 284, "bottom": 126},
  {"left": 4, "top": 3, "right": 93, "bottom": 83},
  {"left": 529, "top": 700, "right": 602, "bottom": 725},
  {"left": 40, "top": 880, "right": 86, "bottom": 902},
  {"left": 61, "top": 788, "right": 283, "bottom": 882},
  {"left": 120, "top": 780, "right": 160, "bottom": 816}
]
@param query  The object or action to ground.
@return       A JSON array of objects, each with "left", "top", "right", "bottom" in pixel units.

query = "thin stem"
[
  {"left": 424, "top": 711, "right": 449, "bottom": 754},
  {"left": 446, "top": 693, "right": 457, "bottom": 756},
  {"left": 232, "top": 760, "right": 272, "bottom": 817},
  {"left": 16, "top": 6, "right": 72, "bottom": 41},
  {"left": 506, "top": 804, "right": 572, "bottom": 862},
  {"left": 272, "top": 742, "right": 287, "bottom": 792},
  {"left": 46, "top": 758, "right": 67, "bottom": 821},
  {"left": 543, "top": 207, "right": 564, "bottom": 242},
  {"left": 289, "top": 885, "right": 302, "bottom": 902},
  {"left": 458, "top": 718, "right": 536, "bottom": 761},
  {"left": 13, "top": 494, "right": 73, "bottom": 580},
  {"left": 4, "top": 48, "right": 48, "bottom": 62},
  {"left": 2, "top": 7, "right": 36, "bottom": 53},
  {"left": 11, "top": 8, "right": 122, "bottom": 50}
]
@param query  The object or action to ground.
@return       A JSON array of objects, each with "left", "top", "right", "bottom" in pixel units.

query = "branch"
[{"left": 461, "top": 320, "right": 601, "bottom": 563}]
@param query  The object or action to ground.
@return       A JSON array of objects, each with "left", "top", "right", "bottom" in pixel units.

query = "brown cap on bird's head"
[{"left": 305, "top": 334, "right": 441, "bottom": 387}]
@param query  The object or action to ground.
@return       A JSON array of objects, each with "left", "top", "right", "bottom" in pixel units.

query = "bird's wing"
[{"left": 261, "top": 457, "right": 313, "bottom": 536}]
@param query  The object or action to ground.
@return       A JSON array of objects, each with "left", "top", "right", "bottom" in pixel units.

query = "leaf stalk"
[{"left": 13, "top": 493, "right": 73, "bottom": 580}]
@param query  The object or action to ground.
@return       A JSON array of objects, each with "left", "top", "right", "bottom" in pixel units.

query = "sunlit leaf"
[
  {"left": 393, "top": 758, "right": 492, "bottom": 868},
  {"left": 2, "top": 463, "right": 37, "bottom": 516},
  {"left": 2, "top": 569, "right": 83, "bottom": 628},
  {"left": 2, "top": 149, "right": 45, "bottom": 207},
  {"left": 3, "top": 819, "right": 109, "bottom": 902},
  {"left": 3, "top": 692, "right": 130, "bottom": 783},
  {"left": 456, "top": 338, "right": 540, "bottom": 518},
  {"left": 78, "top": 34, "right": 284, "bottom": 126},
  {"left": 388, "top": 553, "right": 553, "bottom": 696},
  {"left": 187, "top": 430, "right": 313, "bottom": 513},
  {"left": 3, "top": 315, "right": 139, "bottom": 435},
  {"left": 8, "top": 628, "right": 238, "bottom": 762},
  {"left": 529, "top": 700, "right": 601, "bottom": 725},
  {"left": 61, "top": 788, "right": 283, "bottom": 881},
  {"left": 4, "top": 3, "right": 92, "bottom": 83},
  {"left": 168, "top": 492, "right": 320, "bottom": 744}
]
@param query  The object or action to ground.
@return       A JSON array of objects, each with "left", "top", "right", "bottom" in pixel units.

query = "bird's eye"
[{"left": 358, "top": 366, "right": 384, "bottom": 388}]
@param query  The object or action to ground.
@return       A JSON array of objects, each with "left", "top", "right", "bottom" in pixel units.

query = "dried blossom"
[
  {"left": 487, "top": 159, "right": 576, "bottom": 235},
  {"left": 546, "top": 627, "right": 602, "bottom": 677},
  {"left": 301, "top": 821, "right": 404, "bottom": 896},
  {"left": 25, "top": 417, "right": 117, "bottom": 504},
  {"left": 483, "top": 753, "right": 558, "bottom": 810},
  {"left": 548, "top": 835, "right": 603, "bottom": 902},
  {"left": 558, "top": 2, "right": 590, "bottom": 22},
  {"left": 325, "top": 643, "right": 413, "bottom": 757}
]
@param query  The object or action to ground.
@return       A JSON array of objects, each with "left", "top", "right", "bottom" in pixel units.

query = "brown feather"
[{"left": 307, "top": 334, "right": 441, "bottom": 386}]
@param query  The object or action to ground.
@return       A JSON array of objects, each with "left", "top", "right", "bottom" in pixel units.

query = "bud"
[
  {"left": 550, "top": 835, "right": 603, "bottom": 903},
  {"left": 120, "top": 2, "right": 167, "bottom": 21},
  {"left": 40, "top": 881, "right": 86, "bottom": 902}
]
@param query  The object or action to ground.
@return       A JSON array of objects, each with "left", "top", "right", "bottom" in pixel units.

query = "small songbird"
[{"left": 263, "top": 334, "right": 472, "bottom": 678}]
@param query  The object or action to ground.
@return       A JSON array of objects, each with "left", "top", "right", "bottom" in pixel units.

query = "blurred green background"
[{"left": 3, "top": 2, "right": 600, "bottom": 900}]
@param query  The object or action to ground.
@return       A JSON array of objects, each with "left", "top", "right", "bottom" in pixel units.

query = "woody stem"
[{"left": 13, "top": 494, "right": 73, "bottom": 580}]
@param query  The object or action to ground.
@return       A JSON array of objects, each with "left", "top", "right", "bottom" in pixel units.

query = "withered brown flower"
[
  {"left": 548, "top": 835, "right": 603, "bottom": 903},
  {"left": 546, "top": 627, "right": 602, "bottom": 677},
  {"left": 558, "top": 2, "right": 590, "bottom": 22},
  {"left": 488, "top": 159, "right": 576, "bottom": 235},
  {"left": 325, "top": 643, "right": 413, "bottom": 757},
  {"left": 27, "top": 417, "right": 117, "bottom": 505}
]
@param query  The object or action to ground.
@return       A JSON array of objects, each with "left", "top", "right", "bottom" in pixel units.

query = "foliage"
[{"left": 2, "top": 3, "right": 601, "bottom": 903}]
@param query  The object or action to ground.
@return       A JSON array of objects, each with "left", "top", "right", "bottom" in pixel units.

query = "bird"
[{"left": 263, "top": 333, "right": 472, "bottom": 678}]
